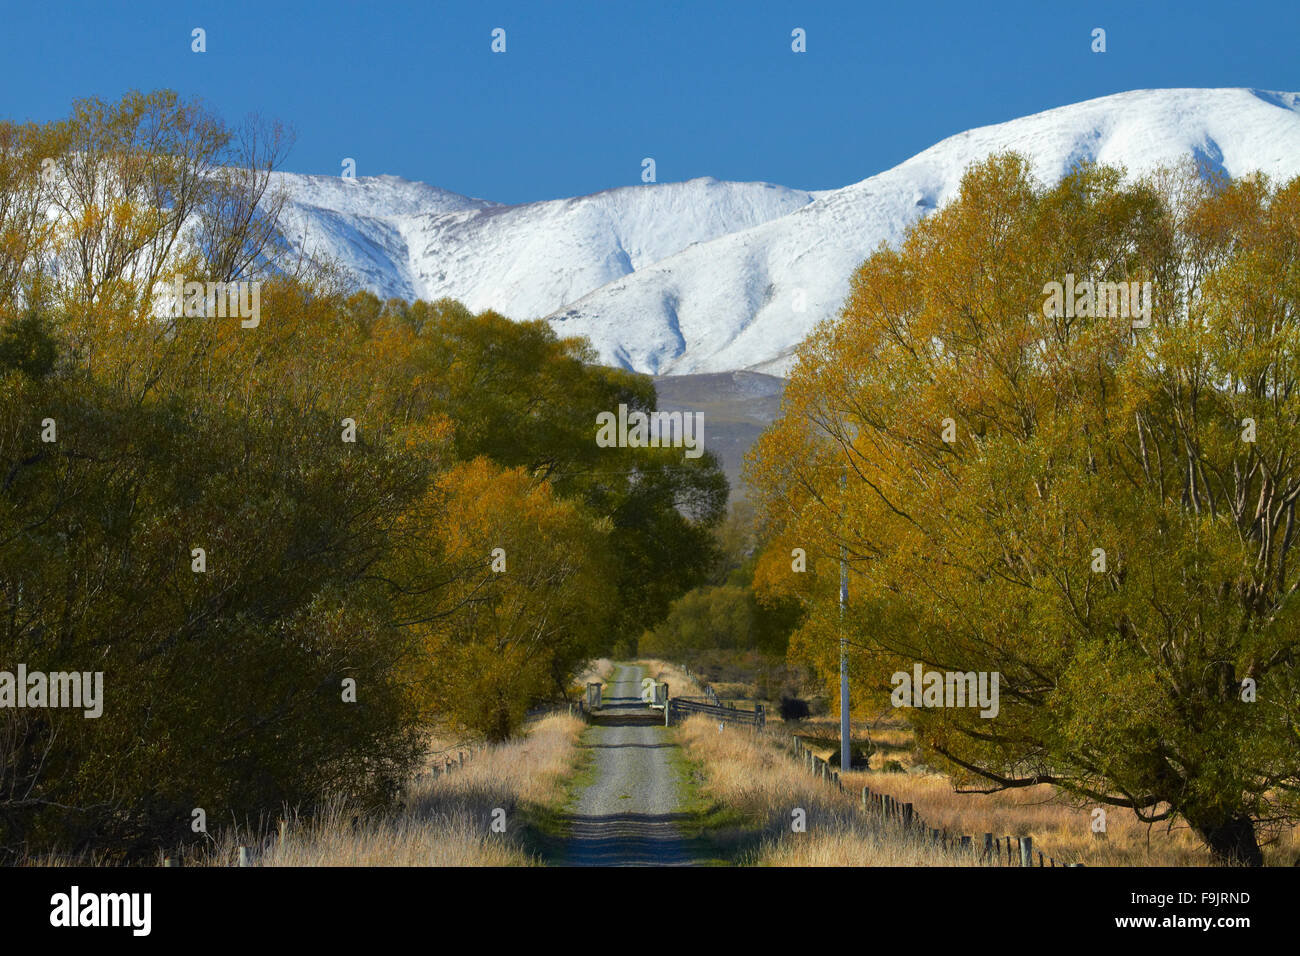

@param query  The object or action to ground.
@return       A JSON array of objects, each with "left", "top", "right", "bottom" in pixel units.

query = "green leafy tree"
[{"left": 751, "top": 154, "right": 1300, "bottom": 865}]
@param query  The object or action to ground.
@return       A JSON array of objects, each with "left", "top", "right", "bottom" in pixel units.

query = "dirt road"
[{"left": 564, "top": 663, "right": 695, "bottom": 866}]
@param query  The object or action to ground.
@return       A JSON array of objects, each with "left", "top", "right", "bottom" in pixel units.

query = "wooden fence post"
[
  {"left": 901, "top": 803, "right": 914, "bottom": 828},
  {"left": 1019, "top": 837, "right": 1033, "bottom": 868},
  {"left": 238, "top": 846, "right": 251, "bottom": 867},
  {"left": 960, "top": 835, "right": 971, "bottom": 853},
  {"left": 983, "top": 833, "right": 993, "bottom": 863}
]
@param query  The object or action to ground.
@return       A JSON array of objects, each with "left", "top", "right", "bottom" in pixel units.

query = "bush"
[
  {"left": 829, "top": 742, "right": 875, "bottom": 769},
  {"left": 779, "top": 697, "right": 811, "bottom": 721}
]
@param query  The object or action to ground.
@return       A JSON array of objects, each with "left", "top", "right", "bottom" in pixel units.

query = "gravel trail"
[{"left": 564, "top": 663, "right": 694, "bottom": 866}]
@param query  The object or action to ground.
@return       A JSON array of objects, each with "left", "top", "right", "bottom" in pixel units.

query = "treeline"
[
  {"left": 638, "top": 504, "right": 801, "bottom": 662},
  {"left": 0, "top": 91, "right": 725, "bottom": 859},
  {"left": 749, "top": 154, "right": 1300, "bottom": 865}
]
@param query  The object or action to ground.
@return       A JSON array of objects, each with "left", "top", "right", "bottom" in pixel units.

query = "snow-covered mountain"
[
  {"left": 275, "top": 173, "right": 822, "bottom": 312},
  {"left": 274, "top": 88, "right": 1300, "bottom": 375},
  {"left": 272, "top": 173, "right": 499, "bottom": 299}
]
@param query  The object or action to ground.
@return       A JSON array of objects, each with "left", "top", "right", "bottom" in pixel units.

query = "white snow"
[
  {"left": 272, "top": 88, "right": 1300, "bottom": 375},
  {"left": 275, "top": 173, "right": 818, "bottom": 314}
]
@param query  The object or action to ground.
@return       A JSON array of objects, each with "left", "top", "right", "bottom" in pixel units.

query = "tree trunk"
[
  {"left": 1191, "top": 814, "right": 1263, "bottom": 866},
  {"left": 485, "top": 696, "right": 515, "bottom": 744}
]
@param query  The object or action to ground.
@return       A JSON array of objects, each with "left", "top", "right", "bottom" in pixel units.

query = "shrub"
[{"left": 779, "top": 697, "right": 811, "bottom": 721}]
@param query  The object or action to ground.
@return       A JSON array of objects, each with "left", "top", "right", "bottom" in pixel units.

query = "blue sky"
[{"left": 3, "top": 0, "right": 1296, "bottom": 204}]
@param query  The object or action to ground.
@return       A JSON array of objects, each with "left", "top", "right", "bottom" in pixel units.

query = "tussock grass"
[
  {"left": 170, "top": 713, "right": 585, "bottom": 867},
  {"left": 711, "top": 681, "right": 753, "bottom": 700},
  {"left": 841, "top": 767, "right": 1300, "bottom": 866},
  {"left": 780, "top": 714, "right": 1300, "bottom": 865},
  {"left": 642, "top": 659, "right": 706, "bottom": 696},
  {"left": 20, "top": 713, "right": 585, "bottom": 868},
  {"left": 678, "top": 715, "right": 976, "bottom": 866},
  {"left": 572, "top": 657, "right": 615, "bottom": 691}
]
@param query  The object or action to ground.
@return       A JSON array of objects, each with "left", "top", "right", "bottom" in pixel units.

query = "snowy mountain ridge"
[{"left": 273, "top": 88, "right": 1300, "bottom": 375}]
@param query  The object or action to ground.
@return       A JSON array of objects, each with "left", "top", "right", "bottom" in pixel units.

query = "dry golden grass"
[
  {"left": 840, "top": 766, "right": 1300, "bottom": 867},
  {"left": 641, "top": 659, "right": 706, "bottom": 696},
  {"left": 572, "top": 657, "right": 615, "bottom": 691},
  {"left": 167, "top": 712, "right": 585, "bottom": 867},
  {"left": 678, "top": 715, "right": 977, "bottom": 866},
  {"left": 779, "top": 713, "right": 1300, "bottom": 866},
  {"left": 787, "top": 714, "right": 913, "bottom": 765}
]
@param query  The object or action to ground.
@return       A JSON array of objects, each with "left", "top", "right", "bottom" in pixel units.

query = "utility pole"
[{"left": 840, "top": 465, "right": 850, "bottom": 773}]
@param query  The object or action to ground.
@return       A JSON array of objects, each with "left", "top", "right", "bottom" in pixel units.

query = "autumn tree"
[
  {"left": 363, "top": 294, "right": 729, "bottom": 645},
  {"left": 1, "top": 89, "right": 726, "bottom": 858},
  {"left": 750, "top": 154, "right": 1300, "bottom": 865},
  {"left": 409, "top": 459, "right": 614, "bottom": 741},
  {"left": 0, "top": 92, "right": 424, "bottom": 858}
]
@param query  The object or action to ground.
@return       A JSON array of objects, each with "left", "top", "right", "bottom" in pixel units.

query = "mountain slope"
[
  {"left": 272, "top": 88, "right": 1300, "bottom": 375},
  {"left": 654, "top": 371, "right": 785, "bottom": 495},
  {"left": 547, "top": 88, "right": 1300, "bottom": 375},
  {"left": 276, "top": 174, "right": 820, "bottom": 314}
]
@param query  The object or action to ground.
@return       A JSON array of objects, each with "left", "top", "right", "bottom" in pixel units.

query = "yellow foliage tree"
[{"left": 749, "top": 154, "right": 1300, "bottom": 865}]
